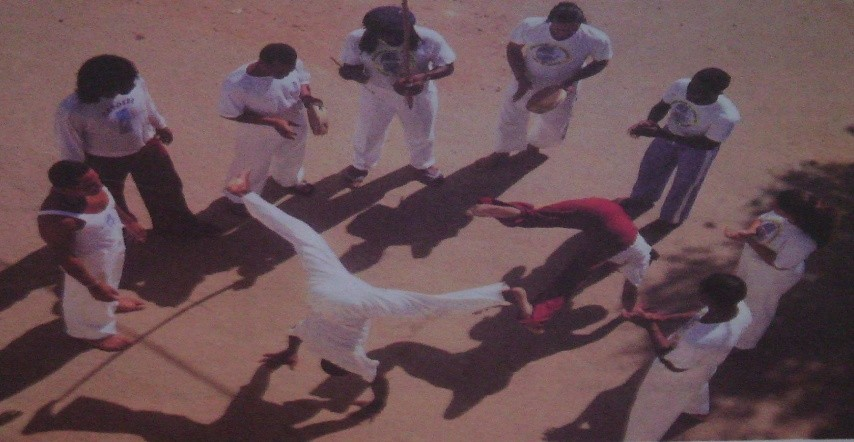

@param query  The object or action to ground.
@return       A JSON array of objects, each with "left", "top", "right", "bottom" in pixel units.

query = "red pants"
[
  {"left": 527, "top": 242, "right": 616, "bottom": 326},
  {"left": 86, "top": 139, "right": 196, "bottom": 231}
]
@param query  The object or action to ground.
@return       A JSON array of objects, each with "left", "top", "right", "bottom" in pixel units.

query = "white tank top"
[{"left": 38, "top": 188, "right": 125, "bottom": 257}]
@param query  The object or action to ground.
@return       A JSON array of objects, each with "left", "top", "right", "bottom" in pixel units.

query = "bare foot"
[
  {"left": 116, "top": 296, "right": 145, "bottom": 313},
  {"left": 90, "top": 334, "right": 134, "bottom": 351},
  {"left": 225, "top": 169, "right": 251, "bottom": 196},
  {"left": 504, "top": 287, "right": 532, "bottom": 320},
  {"left": 467, "top": 204, "right": 522, "bottom": 218},
  {"left": 504, "top": 287, "right": 544, "bottom": 334}
]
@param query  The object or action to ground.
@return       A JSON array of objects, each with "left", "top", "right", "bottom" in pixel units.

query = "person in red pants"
[
  {"left": 56, "top": 54, "right": 219, "bottom": 238},
  {"left": 469, "top": 197, "right": 653, "bottom": 333}
]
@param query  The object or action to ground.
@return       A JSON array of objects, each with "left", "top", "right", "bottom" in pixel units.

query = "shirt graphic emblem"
[
  {"left": 114, "top": 108, "right": 133, "bottom": 134},
  {"left": 755, "top": 219, "right": 781, "bottom": 243},
  {"left": 670, "top": 100, "right": 699, "bottom": 127},
  {"left": 371, "top": 42, "right": 417, "bottom": 77},
  {"left": 527, "top": 44, "right": 571, "bottom": 66}
]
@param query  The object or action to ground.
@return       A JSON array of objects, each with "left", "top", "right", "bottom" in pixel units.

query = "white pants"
[
  {"left": 224, "top": 115, "right": 308, "bottom": 204},
  {"left": 242, "top": 193, "right": 509, "bottom": 381},
  {"left": 624, "top": 359, "right": 715, "bottom": 441},
  {"left": 494, "top": 79, "right": 578, "bottom": 153},
  {"left": 734, "top": 247, "right": 803, "bottom": 349},
  {"left": 352, "top": 84, "right": 439, "bottom": 171},
  {"left": 62, "top": 247, "right": 125, "bottom": 340}
]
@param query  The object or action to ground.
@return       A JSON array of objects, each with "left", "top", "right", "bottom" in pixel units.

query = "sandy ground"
[{"left": 1, "top": 1, "right": 852, "bottom": 440}]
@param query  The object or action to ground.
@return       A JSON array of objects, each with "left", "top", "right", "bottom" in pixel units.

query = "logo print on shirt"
[
  {"left": 114, "top": 108, "right": 133, "bottom": 134},
  {"left": 371, "top": 47, "right": 416, "bottom": 77},
  {"left": 670, "top": 100, "right": 699, "bottom": 127},
  {"left": 105, "top": 212, "right": 118, "bottom": 228},
  {"left": 755, "top": 219, "right": 781, "bottom": 243},
  {"left": 528, "top": 44, "right": 571, "bottom": 66}
]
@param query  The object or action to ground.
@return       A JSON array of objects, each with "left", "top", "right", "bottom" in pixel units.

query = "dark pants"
[{"left": 86, "top": 139, "right": 196, "bottom": 231}]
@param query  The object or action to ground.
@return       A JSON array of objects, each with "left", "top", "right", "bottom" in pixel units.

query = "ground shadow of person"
[
  {"left": 0, "top": 318, "right": 90, "bottom": 403},
  {"left": 542, "top": 362, "right": 649, "bottom": 441},
  {"left": 22, "top": 364, "right": 385, "bottom": 441},
  {"left": 504, "top": 217, "right": 678, "bottom": 318},
  {"left": 0, "top": 247, "right": 63, "bottom": 313},
  {"left": 118, "top": 167, "right": 416, "bottom": 307},
  {"left": 339, "top": 152, "right": 548, "bottom": 273},
  {"left": 355, "top": 304, "right": 623, "bottom": 420}
]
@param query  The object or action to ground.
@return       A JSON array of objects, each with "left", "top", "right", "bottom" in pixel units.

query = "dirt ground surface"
[{"left": 1, "top": 1, "right": 852, "bottom": 441}]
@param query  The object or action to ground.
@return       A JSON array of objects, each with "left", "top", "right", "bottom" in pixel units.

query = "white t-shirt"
[
  {"left": 509, "top": 18, "right": 612, "bottom": 87},
  {"left": 56, "top": 77, "right": 167, "bottom": 161},
  {"left": 339, "top": 25, "right": 456, "bottom": 91},
  {"left": 219, "top": 59, "right": 310, "bottom": 119},
  {"left": 753, "top": 210, "right": 817, "bottom": 273},
  {"left": 665, "top": 301, "right": 752, "bottom": 371},
  {"left": 662, "top": 78, "right": 741, "bottom": 142}
]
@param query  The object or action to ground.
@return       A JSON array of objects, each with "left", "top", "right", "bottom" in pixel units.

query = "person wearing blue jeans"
[{"left": 624, "top": 68, "right": 740, "bottom": 225}]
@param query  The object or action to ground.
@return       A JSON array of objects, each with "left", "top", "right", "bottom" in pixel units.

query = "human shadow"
[
  {"left": 351, "top": 304, "right": 623, "bottom": 420},
  {"left": 542, "top": 363, "right": 649, "bottom": 442},
  {"left": 504, "top": 218, "right": 679, "bottom": 318},
  {"left": 119, "top": 167, "right": 415, "bottom": 306},
  {"left": 23, "top": 364, "right": 384, "bottom": 441},
  {"left": 340, "top": 151, "right": 548, "bottom": 272},
  {"left": 0, "top": 247, "right": 62, "bottom": 313},
  {"left": 0, "top": 319, "right": 90, "bottom": 403}
]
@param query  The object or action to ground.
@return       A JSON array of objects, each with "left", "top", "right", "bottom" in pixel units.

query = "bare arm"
[
  {"left": 507, "top": 42, "right": 533, "bottom": 101},
  {"left": 724, "top": 218, "right": 777, "bottom": 266},
  {"left": 656, "top": 129, "right": 721, "bottom": 150},
  {"left": 299, "top": 83, "right": 322, "bottom": 106},
  {"left": 560, "top": 59, "right": 609, "bottom": 89},
  {"left": 647, "top": 321, "right": 675, "bottom": 353},
  {"left": 338, "top": 64, "right": 370, "bottom": 83},
  {"left": 629, "top": 100, "right": 721, "bottom": 149},
  {"left": 223, "top": 110, "right": 298, "bottom": 140},
  {"left": 745, "top": 237, "right": 778, "bottom": 266},
  {"left": 116, "top": 205, "right": 147, "bottom": 243},
  {"left": 402, "top": 62, "right": 454, "bottom": 84},
  {"left": 37, "top": 215, "right": 118, "bottom": 302}
]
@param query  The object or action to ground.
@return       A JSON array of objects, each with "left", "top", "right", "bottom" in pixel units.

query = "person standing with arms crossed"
[
  {"left": 38, "top": 161, "right": 146, "bottom": 351},
  {"left": 623, "top": 67, "right": 740, "bottom": 226},
  {"left": 337, "top": 5, "right": 456, "bottom": 187},
  {"left": 476, "top": 2, "right": 612, "bottom": 168}
]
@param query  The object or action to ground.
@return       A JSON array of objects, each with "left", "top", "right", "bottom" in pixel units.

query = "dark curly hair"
[
  {"left": 692, "top": 67, "right": 731, "bottom": 94},
  {"left": 48, "top": 160, "right": 91, "bottom": 189},
  {"left": 76, "top": 55, "right": 138, "bottom": 103},
  {"left": 699, "top": 273, "right": 747, "bottom": 307},
  {"left": 774, "top": 189, "right": 836, "bottom": 247},
  {"left": 547, "top": 2, "right": 587, "bottom": 24},
  {"left": 259, "top": 43, "right": 297, "bottom": 65},
  {"left": 359, "top": 6, "right": 421, "bottom": 53}
]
